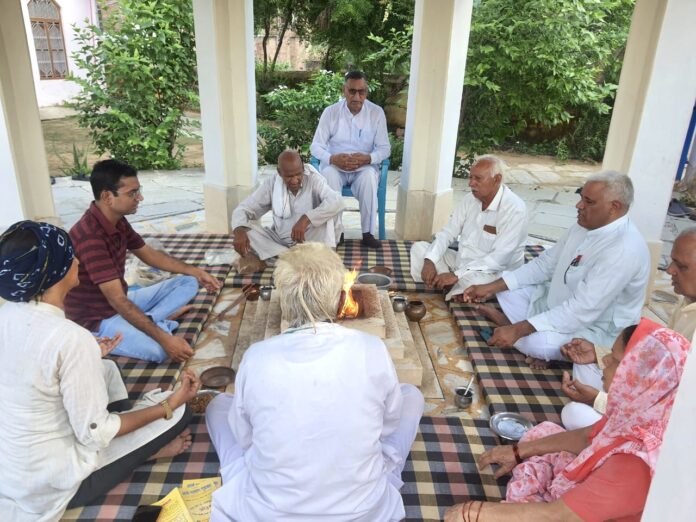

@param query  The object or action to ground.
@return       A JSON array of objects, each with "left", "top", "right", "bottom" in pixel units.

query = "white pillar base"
[
  {"left": 395, "top": 185, "right": 453, "bottom": 240},
  {"left": 203, "top": 183, "right": 255, "bottom": 234}
]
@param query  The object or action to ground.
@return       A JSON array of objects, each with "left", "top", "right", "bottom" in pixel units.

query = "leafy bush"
[
  {"left": 257, "top": 122, "right": 287, "bottom": 166},
  {"left": 388, "top": 132, "right": 404, "bottom": 170},
  {"left": 260, "top": 71, "right": 345, "bottom": 162},
  {"left": 70, "top": 0, "right": 198, "bottom": 170}
]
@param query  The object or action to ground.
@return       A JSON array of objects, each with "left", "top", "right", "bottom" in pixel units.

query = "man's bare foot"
[
  {"left": 235, "top": 253, "right": 267, "bottom": 275},
  {"left": 525, "top": 356, "right": 549, "bottom": 370},
  {"left": 167, "top": 305, "right": 193, "bottom": 321},
  {"left": 475, "top": 304, "right": 511, "bottom": 327},
  {"left": 148, "top": 428, "right": 192, "bottom": 460}
]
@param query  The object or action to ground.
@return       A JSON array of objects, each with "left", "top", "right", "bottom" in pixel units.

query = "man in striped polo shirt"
[{"left": 65, "top": 159, "right": 222, "bottom": 363}]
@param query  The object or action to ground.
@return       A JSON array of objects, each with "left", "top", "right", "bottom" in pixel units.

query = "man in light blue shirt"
[{"left": 311, "top": 71, "right": 391, "bottom": 249}]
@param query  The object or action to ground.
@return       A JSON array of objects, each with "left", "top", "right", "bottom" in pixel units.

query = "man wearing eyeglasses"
[
  {"left": 310, "top": 71, "right": 391, "bottom": 249},
  {"left": 459, "top": 171, "right": 649, "bottom": 370},
  {"left": 65, "top": 159, "right": 222, "bottom": 363}
]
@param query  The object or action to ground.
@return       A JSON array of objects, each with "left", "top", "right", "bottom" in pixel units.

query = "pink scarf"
[{"left": 549, "top": 318, "right": 690, "bottom": 496}]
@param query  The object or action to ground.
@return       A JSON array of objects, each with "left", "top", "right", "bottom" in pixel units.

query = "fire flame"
[{"left": 338, "top": 269, "right": 360, "bottom": 319}]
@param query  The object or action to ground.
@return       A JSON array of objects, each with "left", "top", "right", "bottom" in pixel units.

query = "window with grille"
[{"left": 28, "top": 0, "right": 69, "bottom": 80}]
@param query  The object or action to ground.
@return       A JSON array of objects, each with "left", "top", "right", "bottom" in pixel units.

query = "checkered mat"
[
  {"left": 62, "top": 416, "right": 506, "bottom": 521},
  {"left": 61, "top": 415, "right": 219, "bottom": 521},
  {"left": 403, "top": 416, "right": 508, "bottom": 521},
  {"left": 225, "top": 242, "right": 550, "bottom": 293},
  {"left": 447, "top": 244, "right": 572, "bottom": 424},
  {"left": 109, "top": 234, "right": 234, "bottom": 400}
]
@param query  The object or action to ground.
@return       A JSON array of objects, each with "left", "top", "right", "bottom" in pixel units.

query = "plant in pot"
[{"left": 59, "top": 144, "right": 92, "bottom": 181}]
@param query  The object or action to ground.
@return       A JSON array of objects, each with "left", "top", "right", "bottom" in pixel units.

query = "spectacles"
[
  {"left": 114, "top": 187, "right": 143, "bottom": 199},
  {"left": 347, "top": 88, "right": 368, "bottom": 97}
]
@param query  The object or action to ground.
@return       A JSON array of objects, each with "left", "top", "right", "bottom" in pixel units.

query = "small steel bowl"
[
  {"left": 392, "top": 295, "right": 407, "bottom": 312},
  {"left": 368, "top": 265, "right": 393, "bottom": 277},
  {"left": 259, "top": 285, "right": 273, "bottom": 301},
  {"left": 454, "top": 386, "right": 473, "bottom": 409},
  {"left": 200, "top": 366, "right": 236, "bottom": 389},
  {"left": 489, "top": 412, "right": 534, "bottom": 442},
  {"left": 356, "top": 272, "right": 393, "bottom": 290}
]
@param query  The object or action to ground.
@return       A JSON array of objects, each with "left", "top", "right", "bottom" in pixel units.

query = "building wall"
[
  {"left": 21, "top": 0, "right": 98, "bottom": 107},
  {"left": 254, "top": 30, "right": 314, "bottom": 71}
]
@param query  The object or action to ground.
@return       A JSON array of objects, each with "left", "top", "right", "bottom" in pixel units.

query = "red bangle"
[{"left": 512, "top": 442, "right": 523, "bottom": 465}]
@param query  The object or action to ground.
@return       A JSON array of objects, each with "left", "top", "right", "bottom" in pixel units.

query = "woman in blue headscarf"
[{"left": 0, "top": 221, "right": 200, "bottom": 521}]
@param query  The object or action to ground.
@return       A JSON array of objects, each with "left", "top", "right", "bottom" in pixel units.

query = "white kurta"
[
  {"left": 0, "top": 302, "right": 121, "bottom": 521},
  {"left": 502, "top": 215, "right": 650, "bottom": 348},
  {"left": 0, "top": 302, "right": 185, "bottom": 522},
  {"left": 310, "top": 99, "right": 391, "bottom": 169},
  {"left": 210, "top": 323, "right": 407, "bottom": 521},
  {"left": 410, "top": 185, "right": 528, "bottom": 299},
  {"left": 310, "top": 99, "right": 391, "bottom": 235},
  {"left": 231, "top": 165, "right": 344, "bottom": 259}
]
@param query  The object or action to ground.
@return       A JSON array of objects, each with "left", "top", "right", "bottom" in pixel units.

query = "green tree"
[
  {"left": 460, "top": 0, "right": 634, "bottom": 152},
  {"left": 70, "top": 0, "right": 198, "bottom": 170}
]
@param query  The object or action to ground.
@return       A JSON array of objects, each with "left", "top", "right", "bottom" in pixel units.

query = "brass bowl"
[
  {"left": 244, "top": 284, "right": 260, "bottom": 301},
  {"left": 200, "top": 366, "right": 236, "bottom": 389},
  {"left": 368, "top": 265, "right": 393, "bottom": 277},
  {"left": 405, "top": 300, "right": 427, "bottom": 321}
]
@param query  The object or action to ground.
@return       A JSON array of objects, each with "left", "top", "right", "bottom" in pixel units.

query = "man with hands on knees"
[
  {"left": 458, "top": 171, "right": 649, "bottom": 370},
  {"left": 409, "top": 155, "right": 527, "bottom": 301},
  {"left": 231, "top": 150, "right": 344, "bottom": 274},
  {"left": 66, "top": 159, "right": 222, "bottom": 364}
]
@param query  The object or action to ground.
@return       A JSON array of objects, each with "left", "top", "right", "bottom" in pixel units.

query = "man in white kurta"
[
  {"left": 231, "top": 150, "right": 344, "bottom": 269},
  {"left": 462, "top": 171, "right": 650, "bottom": 367},
  {"left": 410, "top": 155, "right": 528, "bottom": 300},
  {"left": 310, "top": 71, "right": 390, "bottom": 248},
  {"left": 561, "top": 227, "right": 696, "bottom": 430},
  {"left": 205, "top": 243, "right": 424, "bottom": 521}
]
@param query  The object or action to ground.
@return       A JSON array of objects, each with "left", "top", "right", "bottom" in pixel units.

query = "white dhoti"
[
  {"left": 409, "top": 241, "right": 501, "bottom": 300},
  {"left": 97, "top": 389, "right": 187, "bottom": 467},
  {"left": 497, "top": 286, "right": 573, "bottom": 361},
  {"left": 102, "top": 359, "right": 129, "bottom": 404},
  {"left": 321, "top": 164, "right": 379, "bottom": 235},
  {"left": 247, "top": 220, "right": 337, "bottom": 261},
  {"left": 561, "top": 401, "right": 603, "bottom": 431}
]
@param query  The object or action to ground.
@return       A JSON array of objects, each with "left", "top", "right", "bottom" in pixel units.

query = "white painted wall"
[
  {"left": 21, "top": 0, "right": 98, "bottom": 107},
  {"left": 0, "top": 97, "right": 27, "bottom": 227}
]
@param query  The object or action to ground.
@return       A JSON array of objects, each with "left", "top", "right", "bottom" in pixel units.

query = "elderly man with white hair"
[
  {"left": 410, "top": 155, "right": 528, "bottom": 301},
  {"left": 205, "top": 242, "right": 425, "bottom": 521},
  {"left": 232, "top": 150, "right": 344, "bottom": 273},
  {"left": 462, "top": 171, "right": 650, "bottom": 369}
]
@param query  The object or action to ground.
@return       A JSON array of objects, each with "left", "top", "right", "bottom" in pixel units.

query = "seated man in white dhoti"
[
  {"left": 560, "top": 227, "right": 696, "bottom": 430},
  {"left": 205, "top": 243, "right": 425, "bottom": 521},
  {"left": 310, "top": 70, "right": 391, "bottom": 249},
  {"left": 461, "top": 171, "right": 650, "bottom": 369},
  {"left": 410, "top": 155, "right": 528, "bottom": 301},
  {"left": 231, "top": 149, "right": 344, "bottom": 273}
]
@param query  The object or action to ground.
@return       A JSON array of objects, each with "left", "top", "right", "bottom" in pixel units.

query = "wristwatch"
[{"left": 160, "top": 399, "right": 173, "bottom": 420}]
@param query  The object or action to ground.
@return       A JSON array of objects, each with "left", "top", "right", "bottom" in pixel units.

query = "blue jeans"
[{"left": 97, "top": 276, "right": 199, "bottom": 362}]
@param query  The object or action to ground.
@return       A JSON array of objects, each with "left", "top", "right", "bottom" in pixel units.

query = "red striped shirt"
[{"left": 65, "top": 202, "right": 145, "bottom": 331}]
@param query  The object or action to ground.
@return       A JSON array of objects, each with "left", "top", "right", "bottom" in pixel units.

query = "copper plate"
[{"left": 200, "top": 366, "right": 236, "bottom": 388}]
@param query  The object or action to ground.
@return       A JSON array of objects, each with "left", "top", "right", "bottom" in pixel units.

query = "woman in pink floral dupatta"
[{"left": 445, "top": 318, "right": 690, "bottom": 522}]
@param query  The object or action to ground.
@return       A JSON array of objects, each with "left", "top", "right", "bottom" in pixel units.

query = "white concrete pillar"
[
  {"left": 643, "top": 333, "right": 696, "bottom": 520},
  {"left": 0, "top": 0, "right": 56, "bottom": 229},
  {"left": 396, "top": 0, "right": 473, "bottom": 240},
  {"left": 192, "top": 0, "right": 257, "bottom": 234},
  {"left": 603, "top": 0, "right": 696, "bottom": 299}
]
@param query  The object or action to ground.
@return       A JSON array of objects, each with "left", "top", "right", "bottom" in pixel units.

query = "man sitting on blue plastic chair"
[{"left": 310, "top": 70, "right": 390, "bottom": 249}]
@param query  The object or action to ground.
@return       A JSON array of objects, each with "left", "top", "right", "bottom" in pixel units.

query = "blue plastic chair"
[{"left": 309, "top": 156, "right": 390, "bottom": 239}]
